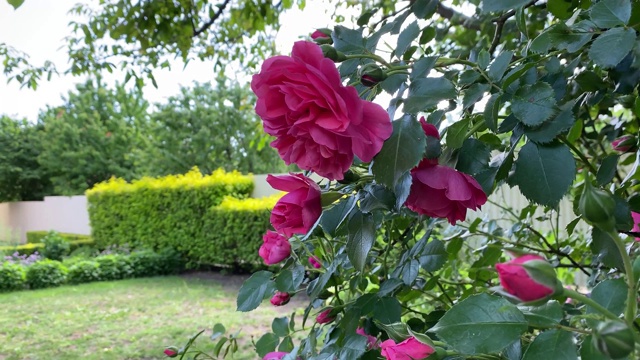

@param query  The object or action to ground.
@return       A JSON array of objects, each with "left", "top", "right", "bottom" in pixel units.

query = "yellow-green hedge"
[
  {"left": 0, "top": 239, "right": 95, "bottom": 256},
  {"left": 26, "top": 231, "right": 91, "bottom": 244},
  {"left": 86, "top": 168, "right": 261, "bottom": 268}
]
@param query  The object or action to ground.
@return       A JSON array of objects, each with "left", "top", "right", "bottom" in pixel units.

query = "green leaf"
[
  {"left": 462, "top": 83, "right": 490, "bottom": 110},
  {"left": 411, "top": 56, "right": 438, "bottom": 80},
  {"left": 512, "top": 82, "right": 557, "bottom": 126},
  {"left": 548, "top": 0, "right": 575, "bottom": 19},
  {"left": 396, "top": 21, "right": 421, "bottom": 59},
  {"left": 588, "top": 27, "right": 636, "bottom": 68},
  {"left": 591, "top": 228, "right": 625, "bottom": 270},
  {"left": 590, "top": 0, "right": 631, "bottom": 28},
  {"left": 7, "top": 0, "right": 25, "bottom": 9},
  {"left": 482, "top": 0, "right": 531, "bottom": 13},
  {"left": 519, "top": 301, "right": 564, "bottom": 327},
  {"left": 211, "top": 323, "right": 226, "bottom": 340},
  {"left": 484, "top": 93, "right": 501, "bottom": 131},
  {"left": 524, "top": 102, "right": 575, "bottom": 144},
  {"left": 446, "top": 118, "right": 470, "bottom": 150},
  {"left": 272, "top": 317, "right": 290, "bottom": 337},
  {"left": 404, "top": 77, "right": 457, "bottom": 113},
  {"left": 374, "top": 297, "right": 402, "bottom": 323},
  {"left": 255, "top": 333, "right": 279, "bottom": 357},
  {"left": 575, "top": 71, "right": 607, "bottom": 92},
  {"left": 456, "top": 138, "right": 491, "bottom": 176},
  {"left": 488, "top": 51, "right": 513, "bottom": 82},
  {"left": 275, "top": 265, "right": 305, "bottom": 292},
  {"left": 596, "top": 155, "right": 619, "bottom": 186},
  {"left": 412, "top": 0, "right": 438, "bottom": 18},
  {"left": 237, "top": 271, "right": 274, "bottom": 312},
  {"left": 372, "top": 116, "right": 426, "bottom": 190},
  {"left": 521, "top": 330, "right": 578, "bottom": 360},
  {"left": 357, "top": 8, "right": 378, "bottom": 26},
  {"left": 418, "top": 239, "right": 448, "bottom": 272},
  {"left": 347, "top": 210, "right": 376, "bottom": 271},
  {"left": 337, "top": 335, "right": 368, "bottom": 360},
  {"left": 359, "top": 184, "right": 396, "bottom": 213},
  {"left": 512, "top": 142, "right": 576, "bottom": 207},
  {"left": 431, "top": 293, "right": 527, "bottom": 354},
  {"left": 320, "top": 197, "right": 357, "bottom": 236},
  {"left": 278, "top": 336, "right": 294, "bottom": 352},
  {"left": 580, "top": 335, "right": 609, "bottom": 360},
  {"left": 588, "top": 279, "right": 627, "bottom": 316},
  {"left": 548, "top": 22, "right": 593, "bottom": 53},
  {"left": 332, "top": 26, "right": 365, "bottom": 54}
]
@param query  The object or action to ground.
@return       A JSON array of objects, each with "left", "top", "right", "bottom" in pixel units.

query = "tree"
[
  {"left": 0, "top": 116, "right": 52, "bottom": 201},
  {"left": 38, "top": 78, "right": 148, "bottom": 195},
  {"left": 140, "top": 78, "right": 286, "bottom": 176}
]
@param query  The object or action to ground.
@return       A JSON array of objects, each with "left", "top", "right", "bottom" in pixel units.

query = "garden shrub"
[
  {"left": 194, "top": 195, "right": 280, "bottom": 271},
  {"left": 0, "top": 263, "right": 26, "bottom": 292},
  {"left": 86, "top": 167, "right": 254, "bottom": 262},
  {"left": 67, "top": 260, "right": 101, "bottom": 284},
  {"left": 25, "top": 259, "right": 67, "bottom": 289},
  {"left": 0, "top": 238, "right": 94, "bottom": 256},
  {"left": 129, "top": 248, "right": 184, "bottom": 277},
  {"left": 95, "top": 254, "right": 133, "bottom": 281},
  {"left": 41, "top": 231, "right": 71, "bottom": 261},
  {"left": 26, "top": 231, "right": 91, "bottom": 244}
]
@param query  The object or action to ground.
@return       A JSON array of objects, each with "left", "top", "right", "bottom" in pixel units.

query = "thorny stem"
[
  {"left": 608, "top": 230, "right": 637, "bottom": 325},
  {"left": 564, "top": 288, "right": 621, "bottom": 321}
]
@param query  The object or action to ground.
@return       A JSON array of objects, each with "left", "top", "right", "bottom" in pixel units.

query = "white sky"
[{"left": 0, "top": 0, "right": 339, "bottom": 121}]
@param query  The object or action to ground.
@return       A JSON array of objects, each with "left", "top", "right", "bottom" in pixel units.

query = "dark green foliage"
[
  {"left": 95, "top": 254, "right": 133, "bottom": 281},
  {"left": 67, "top": 260, "right": 101, "bottom": 284},
  {"left": 25, "top": 259, "right": 67, "bottom": 289},
  {"left": 41, "top": 231, "right": 71, "bottom": 261},
  {"left": 0, "top": 263, "right": 26, "bottom": 292},
  {"left": 26, "top": 231, "right": 91, "bottom": 244}
]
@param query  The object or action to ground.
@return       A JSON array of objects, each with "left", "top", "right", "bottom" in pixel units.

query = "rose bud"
[
  {"left": 262, "top": 352, "right": 289, "bottom": 360},
  {"left": 612, "top": 135, "right": 637, "bottom": 153},
  {"left": 631, "top": 211, "right": 640, "bottom": 241},
  {"left": 163, "top": 346, "right": 179, "bottom": 358},
  {"left": 592, "top": 321, "right": 635, "bottom": 359},
  {"left": 495, "top": 254, "right": 560, "bottom": 302},
  {"left": 316, "top": 308, "right": 336, "bottom": 324},
  {"left": 309, "top": 256, "right": 322, "bottom": 269},
  {"left": 270, "top": 292, "right": 291, "bottom": 306},
  {"left": 356, "top": 327, "right": 379, "bottom": 349},
  {"left": 380, "top": 336, "right": 435, "bottom": 360},
  {"left": 259, "top": 231, "right": 291, "bottom": 265},
  {"left": 311, "top": 28, "right": 333, "bottom": 44},
  {"left": 319, "top": 44, "right": 347, "bottom": 63},
  {"left": 359, "top": 65, "right": 388, "bottom": 87},
  {"left": 578, "top": 179, "right": 616, "bottom": 230}
]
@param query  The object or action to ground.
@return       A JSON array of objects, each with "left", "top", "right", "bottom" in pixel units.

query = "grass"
[{"left": 0, "top": 275, "right": 302, "bottom": 359}]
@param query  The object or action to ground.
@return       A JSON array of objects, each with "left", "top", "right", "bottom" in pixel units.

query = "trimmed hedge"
[
  {"left": 26, "top": 259, "right": 67, "bottom": 289},
  {"left": 86, "top": 167, "right": 254, "bottom": 252},
  {"left": 26, "top": 231, "right": 91, "bottom": 244},
  {"left": 194, "top": 195, "right": 280, "bottom": 271},
  {"left": 0, "top": 239, "right": 95, "bottom": 256},
  {"left": 0, "top": 263, "right": 26, "bottom": 292}
]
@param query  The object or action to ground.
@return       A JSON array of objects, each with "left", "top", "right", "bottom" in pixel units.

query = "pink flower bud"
[
  {"left": 632, "top": 212, "right": 640, "bottom": 242},
  {"left": 495, "top": 254, "right": 556, "bottom": 302},
  {"left": 164, "top": 347, "right": 179, "bottom": 358},
  {"left": 263, "top": 352, "right": 289, "bottom": 360},
  {"left": 315, "top": 309, "right": 336, "bottom": 324},
  {"left": 311, "top": 30, "right": 330, "bottom": 40},
  {"left": 259, "top": 230, "right": 291, "bottom": 265},
  {"left": 270, "top": 292, "right": 291, "bottom": 306},
  {"left": 309, "top": 256, "right": 322, "bottom": 269},
  {"left": 612, "top": 135, "right": 637, "bottom": 153},
  {"left": 356, "top": 327, "right": 379, "bottom": 349}
]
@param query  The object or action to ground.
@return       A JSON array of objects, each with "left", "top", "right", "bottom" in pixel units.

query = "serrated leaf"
[
  {"left": 418, "top": 239, "right": 447, "bottom": 272},
  {"left": 575, "top": 71, "right": 607, "bottom": 92},
  {"left": 347, "top": 210, "right": 376, "bottom": 271},
  {"left": 320, "top": 197, "right": 357, "bottom": 236},
  {"left": 484, "top": 93, "right": 501, "bottom": 131},
  {"left": 456, "top": 138, "right": 491, "bottom": 176},
  {"left": 488, "top": 51, "right": 513, "bottom": 82},
  {"left": 524, "top": 102, "right": 575, "bottom": 143},
  {"left": 372, "top": 116, "right": 426, "bottom": 189},
  {"left": 446, "top": 118, "right": 470, "bottom": 149},
  {"left": 275, "top": 265, "right": 305, "bottom": 292},
  {"left": 580, "top": 335, "right": 609, "bottom": 360},
  {"left": 360, "top": 184, "right": 396, "bottom": 213},
  {"left": 463, "top": 83, "right": 490, "bottom": 110},
  {"left": 255, "top": 333, "right": 279, "bottom": 357},
  {"left": 590, "top": 0, "right": 631, "bottom": 28},
  {"left": 596, "top": 155, "right": 619, "bottom": 186},
  {"left": 412, "top": 0, "right": 438, "bottom": 18},
  {"left": 404, "top": 77, "right": 457, "bottom": 113},
  {"left": 411, "top": 56, "right": 438, "bottom": 80},
  {"left": 521, "top": 330, "right": 578, "bottom": 360},
  {"left": 396, "top": 21, "right": 421, "bottom": 59},
  {"left": 482, "top": 0, "right": 531, "bottom": 13},
  {"left": 519, "top": 301, "right": 564, "bottom": 327},
  {"left": 431, "top": 293, "right": 527, "bottom": 354},
  {"left": 591, "top": 227, "right": 625, "bottom": 270},
  {"left": 332, "top": 26, "right": 365, "bottom": 54},
  {"left": 272, "top": 317, "right": 290, "bottom": 337},
  {"left": 548, "top": 0, "right": 575, "bottom": 19},
  {"left": 548, "top": 22, "right": 593, "bottom": 53},
  {"left": 512, "top": 142, "right": 576, "bottom": 207},
  {"left": 237, "top": 271, "right": 274, "bottom": 312},
  {"left": 512, "top": 82, "right": 557, "bottom": 126},
  {"left": 588, "top": 27, "right": 636, "bottom": 68},
  {"left": 587, "top": 279, "right": 627, "bottom": 316}
]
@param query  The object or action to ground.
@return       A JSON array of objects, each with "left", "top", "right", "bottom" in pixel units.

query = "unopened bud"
[
  {"left": 612, "top": 135, "right": 638, "bottom": 153},
  {"left": 164, "top": 346, "right": 179, "bottom": 358},
  {"left": 579, "top": 179, "right": 616, "bottom": 230},
  {"left": 320, "top": 45, "right": 346, "bottom": 62},
  {"left": 358, "top": 64, "right": 388, "bottom": 87},
  {"left": 311, "top": 29, "right": 333, "bottom": 44},
  {"left": 593, "top": 321, "right": 635, "bottom": 359}
]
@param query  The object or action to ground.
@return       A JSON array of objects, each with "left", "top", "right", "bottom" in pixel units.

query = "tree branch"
[
  {"left": 193, "top": 0, "right": 232, "bottom": 37},
  {"left": 436, "top": 3, "right": 481, "bottom": 31},
  {"left": 489, "top": 1, "right": 537, "bottom": 54}
]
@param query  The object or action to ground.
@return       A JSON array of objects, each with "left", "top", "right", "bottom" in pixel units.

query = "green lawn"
[{"left": 0, "top": 275, "right": 301, "bottom": 359}]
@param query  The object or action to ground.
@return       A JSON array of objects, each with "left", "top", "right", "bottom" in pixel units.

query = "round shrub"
[
  {"left": 26, "top": 260, "right": 67, "bottom": 289},
  {"left": 0, "top": 263, "right": 26, "bottom": 292},
  {"left": 67, "top": 260, "right": 101, "bottom": 284},
  {"left": 129, "top": 250, "right": 163, "bottom": 277},
  {"left": 157, "top": 248, "right": 184, "bottom": 275},
  {"left": 41, "top": 231, "right": 71, "bottom": 261},
  {"left": 95, "top": 254, "right": 133, "bottom": 281}
]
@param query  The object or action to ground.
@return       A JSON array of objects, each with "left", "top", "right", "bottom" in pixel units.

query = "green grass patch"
[{"left": 0, "top": 275, "right": 301, "bottom": 359}]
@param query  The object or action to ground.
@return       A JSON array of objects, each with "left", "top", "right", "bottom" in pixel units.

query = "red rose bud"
[
  {"left": 632, "top": 212, "right": 640, "bottom": 241},
  {"left": 319, "top": 44, "right": 347, "bottom": 63},
  {"left": 578, "top": 178, "right": 616, "bottom": 231},
  {"left": 358, "top": 64, "right": 388, "bottom": 87},
  {"left": 311, "top": 29, "right": 333, "bottom": 44},
  {"left": 495, "top": 254, "right": 558, "bottom": 302},
  {"left": 270, "top": 292, "right": 291, "bottom": 306},
  {"left": 316, "top": 308, "right": 336, "bottom": 324},
  {"left": 309, "top": 256, "right": 322, "bottom": 269},
  {"left": 612, "top": 135, "right": 637, "bottom": 153},
  {"left": 593, "top": 321, "right": 635, "bottom": 359},
  {"left": 164, "top": 346, "right": 179, "bottom": 358}
]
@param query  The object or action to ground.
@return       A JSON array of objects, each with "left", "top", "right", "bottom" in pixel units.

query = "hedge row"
[
  {"left": 86, "top": 168, "right": 276, "bottom": 270},
  {"left": 0, "top": 249, "right": 183, "bottom": 292},
  {"left": 26, "top": 231, "right": 91, "bottom": 244},
  {"left": 0, "top": 239, "right": 94, "bottom": 256}
]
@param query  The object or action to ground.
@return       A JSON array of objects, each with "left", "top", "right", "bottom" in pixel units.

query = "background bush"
[
  {"left": 95, "top": 254, "right": 133, "bottom": 281},
  {"left": 26, "top": 231, "right": 91, "bottom": 244},
  {"left": 41, "top": 231, "right": 71, "bottom": 261},
  {"left": 67, "top": 260, "right": 101, "bottom": 284},
  {"left": 0, "top": 238, "right": 94, "bottom": 256},
  {"left": 0, "top": 263, "right": 26, "bottom": 292},
  {"left": 26, "top": 260, "right": 67, "bottom": 289}
]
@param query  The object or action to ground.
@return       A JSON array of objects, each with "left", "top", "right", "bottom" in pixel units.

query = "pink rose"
[
  {"left": 263, "top": 352, "right": 292, "bottom": 360},
  {"left": 612, "top": 135, "right": 637, "bottom": 153},
  {"left": 311, "top": 30, "right": 330, "bottom": 39},
  {"left": 632, "top": 212, "right": 640, "bottom": 241},
  {"left": 259, "top": 230, "right": 291, "bottom": 265},
  {"left": 495, "top": 254, "right": 555, "bottom": 302},
  {"left": 270, "top": 292, "right": 291, "bottom": 306},
  {"left": 380, "top": 337, "right": 435, "bottom": 360},
  {"left": 268, "top": 173, "right": 322, "bottom": 237},
  {"left": 316, "top": 309, "right": 336, "bottom": 324},
  {"left": 251, "top": 41, "right": 392, "bottom": 180},
  {"left": 309, "top": 256, "right": 322, "bottom": 269},
  {"left": 356, "top": 327, "right": 379, "bottom": 349}
]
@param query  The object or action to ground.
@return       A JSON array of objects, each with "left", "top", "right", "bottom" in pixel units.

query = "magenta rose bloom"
[
  {"left": 632, "top": 212, "right": 640, "bottom": 241},
  {"left": 251, "top": 41, "right": 392, "bottom": 180},
  {"left": 380, "top": 337, "right": 435, "bottom": 360},
  {"left": 315, "top": 309, "right": 336, "bottom": 324},
  {"left": 263, "top": 352, "right": 296, "bottom": 360},
  {"left": 495, "top": 254, "right": 555, "bottom": 302},
  {"left": 259, "top": 230, "right": 291, "bottom": 265},
  {"left": 270, "top": 292, "right": 291, "bottom": 306},
  {"left": 356, "top": 327, "right": 379, "bottom": 350},
  {"left": 268, "top": 173, "right": 322, "bottom": 237}
]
